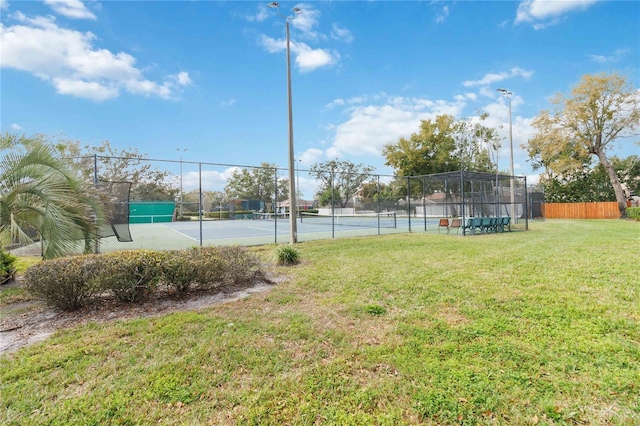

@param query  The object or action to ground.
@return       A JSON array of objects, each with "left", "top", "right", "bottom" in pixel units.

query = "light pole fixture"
[
  {"left": 496, "top": 88, "right": 515, "bottom": 221},
  {"left": 177, "top": 148, "right": 188, "bottom": 218},
  {"left": 268, "top": 1, "right": 300, "bottom": 244}
]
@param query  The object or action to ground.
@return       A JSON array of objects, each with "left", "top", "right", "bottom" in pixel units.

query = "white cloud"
[
  {"left": 527, "top": 174, "right": 540, "bottom": 185},
  {"left": 244, "top": 6, "right": 270, "bottom": 23},
  {"left": 331, "top": 23, "right": 354, "bottom": 43},
  {"left": 53, "top": 77, "right": 118, "bottom": 101},
  {"left": 588, "top": 48, "right": 629, "bottom": 63},
  {"left": 290, "top": 3, "right": 322, "bottom": 41},
  {"left": 479, "top": 96, "right": 535, "bottom": 175},
  {"left": 454, "top": 93, "right": 478, "bottom": 102},
  {"left": 315, "top": 89, "right": 539, "bottom": 180},
  {"left": 0, "top": 12, "right": 190, "bottom": 101},
  {"left": 219, "top": 98, "right": 236, "bottom": 108},
  {"left": 324, "top": 95, "right": 467, "bottom": 159},
  {"left": 259, "top": 4, "right": 343, "bottom": 72},
  {"left": 299, "top": 148, "right": 323, "bottom": 165},
  {"left": 174, "top": 71, "right": 192, "bottom": 86},
  {"left": 259, "top": 35, "right": 338, "bottom": 72},
  {"left": 515, "top": 0, "right": 599, "bottom": 29},
  {"left": 0, "top": 0, "right": 9, "bottom": 11},
  {"left": 183, "top": 168, "right": 238, "bottom": 192},
  {"left": 436, "top": 5, "right": 449, "bottom": 23},
  {"left": 44, "top": 0, "right": 97, "bottom": 20},
  {"left": 294, "top": 43, "right": 338, "bottom": 72},
  {"left": 463, "top": 67, "right": 534, "bottom": 88},
  {"left": 10, "top": 123, "right": 24, "bottom": 131},
  {"left": 325, "top": 98, "right": 345, "bottom": 109}
]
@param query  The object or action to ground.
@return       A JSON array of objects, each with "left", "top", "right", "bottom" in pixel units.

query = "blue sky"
[{"left": 1, "top": 0, "right": 639, "bottom": 195}]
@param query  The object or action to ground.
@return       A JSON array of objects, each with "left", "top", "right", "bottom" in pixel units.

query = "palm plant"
[{"left": 1, "top": 134, "right": 108, "bottom": 259}]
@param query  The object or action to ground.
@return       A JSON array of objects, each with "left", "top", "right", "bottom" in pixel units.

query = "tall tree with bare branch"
[{"left": 526, "top": 72, "right": 640, "bottom": 217}]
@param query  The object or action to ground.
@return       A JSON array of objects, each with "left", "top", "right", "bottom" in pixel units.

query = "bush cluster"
[
  {"left": 1, "top": 249, "right": 18, "bottom": 285},
  {"left": 24, "top": 246, "right": 266, "bottom": 311},
  {"left": 25, "top": 255, "right": 102, "bottom": 310},
  {"left": 627, "top": 207, "right": 640, "bottom": 221}
]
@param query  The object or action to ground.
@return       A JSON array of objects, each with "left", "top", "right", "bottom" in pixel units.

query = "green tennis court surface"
[
  {"left": 98, "top": 215, "right": 434, "bottom": 251},
  {"left": 11, "top": 216, "right": 444, "bottom": 255}
]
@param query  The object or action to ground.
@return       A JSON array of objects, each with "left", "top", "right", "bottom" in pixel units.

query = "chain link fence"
[{"left": 10, "top": 156, "right": 530, "bottom": 256}]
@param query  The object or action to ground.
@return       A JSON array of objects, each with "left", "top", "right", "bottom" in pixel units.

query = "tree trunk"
[{"left": 596, "top": 149, "right": 627, "bottom": 218}]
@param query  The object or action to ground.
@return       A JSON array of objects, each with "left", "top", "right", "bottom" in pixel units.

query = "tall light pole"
[
  {"left": 177, "top": 148, "right": 188, "bottom": 217},
  {"left": 268, "top": 1, "right": 300, "bottom": 244},
  {"left": 497, "top": 88, "right": 515, "bottom": 221}
]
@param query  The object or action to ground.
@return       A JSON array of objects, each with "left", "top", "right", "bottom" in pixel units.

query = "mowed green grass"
[{"left": 1, "top": 220, "right": 639, "bottom": 425}]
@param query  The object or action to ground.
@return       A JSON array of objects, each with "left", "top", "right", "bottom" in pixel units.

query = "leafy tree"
[
  {"left": 53, "top": 139, "right": 177, "bottom": 201},
  {"left": 541, "top": 167, "right": 614, "bottom": 203},
  {"left": 359, "top": 181, "right": 382, "bottom": 201},
  {"left": 1, "top": 134, "right": 108, "bottom": 259},
  {"left": 309, "top": 160, "right": 375, "bottom": 208},
  {"left": 541, "top": 155, "right": 640, "bottom": 202},
  {"left": 358, "top": 180, "right": 400, "bottom": 211},
  {"left": 526, "top": 72, "right": 640, "bottom": 217},
  {"left": 383, "top": 114, "right": 498, "bottom": 178},
  {"left": 182, "top": 190, "right": 225, "bottom": 213},
  {"left": 224, "top": 163, "right": 288, "bottom": 203},
  {"left": 383, "top": 115, "right": 499, "bottom": 198}
]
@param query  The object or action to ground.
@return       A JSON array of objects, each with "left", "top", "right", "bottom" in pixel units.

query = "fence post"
[
  {"left": 422, "top": 177, "right": 427, "bottom": 231},
  {"left": 199, "top": 163, "right": 203, "bottom": 246},
  {"left": 524, "top": 176, "right": 529, "bottom": 230},
  {"left": 461, "top": 170, "right": 466, "bottom": 236},
  {"left": 94, "top": 154, "right": 99, "bottom": 254},
  {"left": 331, "top": 171, "right": 335, "bottom": 239},
  {"left": 377, "top": 175, "right": 381, "bottom": 235},
  {"left": 407, "top": 177, "right": 411, "bottom": 233},
  {"left": 274, "top": 168, "right": 278, "bottom": 244}
]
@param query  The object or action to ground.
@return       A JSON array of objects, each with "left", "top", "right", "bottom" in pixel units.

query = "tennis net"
[{"left": 299, "top": 212, "right": 397, "bottom": 228}]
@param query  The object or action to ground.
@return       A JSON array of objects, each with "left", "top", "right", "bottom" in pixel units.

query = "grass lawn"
[{"left": 1, "top": 220, "right": 639, "bottom": 425}]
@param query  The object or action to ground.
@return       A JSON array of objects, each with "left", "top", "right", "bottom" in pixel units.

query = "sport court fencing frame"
[
  {"left": 7, "top": 157, "right": 529, "bottom": 257},
  {"left": 405, "top": 170, "right": 529, "bottom": 236},
  {"left": 87, "top": 156, "right": 410, "bottom": 253}
]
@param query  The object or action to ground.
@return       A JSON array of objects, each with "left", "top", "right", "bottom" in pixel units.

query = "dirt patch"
[{"left": 1, "top": 276, "right": 283, "bottom": 355}]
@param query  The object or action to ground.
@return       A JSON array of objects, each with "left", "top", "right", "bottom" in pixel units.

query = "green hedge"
[
  {"left": 627, "top": 207, "right": 640, "bottom": 221},
  {"left": 24, "top": 246, "right": 266, "bottom": 311},
  {"left": 1, "top": 249, "right": 17, "bottom": 285},
  {"left": 97, "top": 250, "right": 164, "bottom": 302},
  {"left": 25, "top": 255, "right": 102, "bottom": 311}
]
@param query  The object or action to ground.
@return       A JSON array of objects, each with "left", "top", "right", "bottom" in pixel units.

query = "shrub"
[
  {"left": 188, "top": 246, "right": 227, "bottom": 290},
  {"left": 205, "top": 211, "right": 229, "bottom": 219},
  {"left": 627, "top": 207, "right": 640, "bottom": 221},
  {"left": 165, "top": 246, "right": 264, "bottom": 290},
  {"left": 97, "top": 250, "right": 164, "bottom": 302},
  {"left": 218, "top": 246, "right": 264, "bottom": 286},
  {"left": 160, "top": 249, "right": 201, "bottom": 294},
  {"left": 24, "top": 255, "right": 102, "bottom": 311},
  {"left": 22, "top": 246, "right": 267, "bottom": 311},
  {"left": 1, "top": 249, "right": 18, "bottom": 285},
  {"left": 276, "top": 244, "right": 300, "bottom": 266}
]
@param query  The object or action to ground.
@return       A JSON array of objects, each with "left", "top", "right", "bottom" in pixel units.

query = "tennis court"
[
  {"left": 95, "top": 213, "right": 445, "bottom": 252},
  {"left": 10, "top": 214, "right": 446, "bottom": 255}
]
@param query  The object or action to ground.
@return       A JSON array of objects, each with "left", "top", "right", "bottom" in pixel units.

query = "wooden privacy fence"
[{"left": 543, "top": 202, "right": 620, "bottom": 219}]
